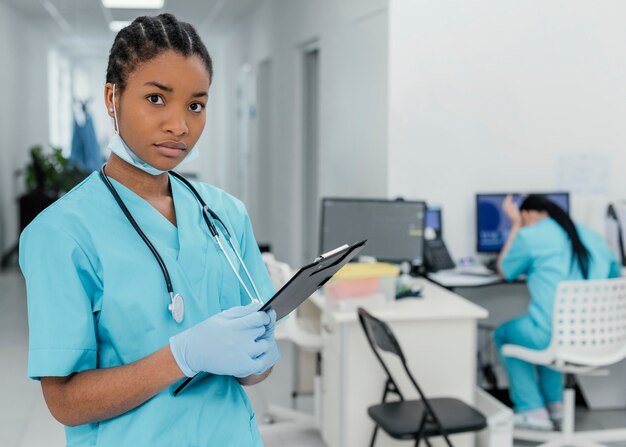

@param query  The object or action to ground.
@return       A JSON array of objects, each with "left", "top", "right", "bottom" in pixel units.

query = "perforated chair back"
[{"left": 551, "top": 278, "right": 626, "bottom": 367}]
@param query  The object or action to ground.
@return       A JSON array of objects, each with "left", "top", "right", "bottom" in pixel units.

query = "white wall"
[
  {"left": 0, "top": 3, "right": 51, "bottom": 254},
  {"left": 388, "top": 0, "right": 626, "bottom": 258},
  {"left": 204, "top": 0, "right": 389, "bottom": 265}
]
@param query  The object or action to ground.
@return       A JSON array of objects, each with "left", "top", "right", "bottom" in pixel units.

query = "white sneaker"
[
  {"left": 514, "top": 408, "right": 554, "bottom": 431},
  {"left": 547, "top": 402, "right": 563, "bottom": 423}
]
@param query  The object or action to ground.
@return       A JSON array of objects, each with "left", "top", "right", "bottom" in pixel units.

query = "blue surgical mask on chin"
[
  {"left": 107, "top": 84, "right": 199, "bottom": 175},
  {"left": 107, "top": 132, "right": 166, "bottom": 175}
]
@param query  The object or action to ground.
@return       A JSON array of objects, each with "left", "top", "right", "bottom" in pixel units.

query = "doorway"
[{"left": 302, "top": 46, "right": 320, "bottom": 263}]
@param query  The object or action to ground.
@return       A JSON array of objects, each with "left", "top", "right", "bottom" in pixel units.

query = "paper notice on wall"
[{"left": 556, "top": 153, "right": 611, "bottom": 194}]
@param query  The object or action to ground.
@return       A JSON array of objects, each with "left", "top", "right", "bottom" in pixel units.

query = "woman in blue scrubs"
[
  {"left": 494, "top": 194, "right": 620, "bottom": 430},
  {"left": 19, "top": 14, "right": 280, "bottom": 446}
]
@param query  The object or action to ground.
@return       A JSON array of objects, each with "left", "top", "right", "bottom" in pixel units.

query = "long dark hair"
[{"left": 520, "top": 194, "right": 591, "bottom": 279}]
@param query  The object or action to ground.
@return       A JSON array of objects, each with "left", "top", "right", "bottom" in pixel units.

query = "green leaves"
[{"left": 24, "top": 146, "right": 88, "bottom": 197}]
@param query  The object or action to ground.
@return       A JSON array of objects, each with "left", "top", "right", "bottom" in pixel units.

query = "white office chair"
[
  {"left": 502, "top": 278, "right": 626, "bottom": 447},
  {"left": 255, "top": 253, "right": 323, "bottom": 437}
]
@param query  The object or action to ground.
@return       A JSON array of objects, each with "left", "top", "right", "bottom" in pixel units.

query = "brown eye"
[
  {"left": 147, "top": 95, "right": 164, "bottom": 105},
  {"left": 189, "top": 102, "right": 204, "bottom": 113}
]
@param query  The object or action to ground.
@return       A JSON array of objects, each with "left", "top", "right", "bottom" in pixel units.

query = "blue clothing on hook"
[
  {"left": 70, "top": 113, "right": 103, "bottom": 171},
  {"left": 19, "top": 172, "right": 275, "bottom": 446}
]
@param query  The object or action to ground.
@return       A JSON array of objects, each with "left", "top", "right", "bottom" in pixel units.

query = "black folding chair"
[{"left": 357, "top": 308, "right": 487, "bottom": 447}]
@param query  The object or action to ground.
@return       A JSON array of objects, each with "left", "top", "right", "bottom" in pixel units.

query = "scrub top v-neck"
[{"left": 19, "top": 171, "right": 275, "bottom": 447}]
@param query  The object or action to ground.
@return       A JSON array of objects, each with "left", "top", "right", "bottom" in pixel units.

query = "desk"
[{"left": 315, "top": 280, "right": 488, "bottom": 447}]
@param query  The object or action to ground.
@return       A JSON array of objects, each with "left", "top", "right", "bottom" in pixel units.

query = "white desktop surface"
[
  {"left": 315, "top": 280, "right": 488, "bottom": 447},
  {"left": 312, "top": 279, "right": 488, "bottom": 323}
]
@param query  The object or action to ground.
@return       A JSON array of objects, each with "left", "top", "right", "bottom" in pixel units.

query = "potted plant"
[
  {"left": 1, "top": 146, "right": 89, "bottom": 269},
  {"left": 19, "top": 145, "right": 89, "bottom": 231}
]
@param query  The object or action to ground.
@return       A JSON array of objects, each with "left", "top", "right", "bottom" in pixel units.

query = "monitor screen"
[
  {"left": 320, "top": 198, "right": 426, "bottom": 265},
  {"left": 476, "top": 192, "right": 570, "bottom": 253},
  {"left": 425, "top": 207, "right": 442, "bottom": 238}
]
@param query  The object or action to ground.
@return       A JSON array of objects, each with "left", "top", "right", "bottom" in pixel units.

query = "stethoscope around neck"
[{"left": 99, "top": 164, "right": 263, "bottom": 324}]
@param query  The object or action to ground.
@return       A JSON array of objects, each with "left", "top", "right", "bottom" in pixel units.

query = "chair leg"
[
  {"left": 424, "top": 437, "right": 433, "bottom": 447},
  {"left": 369, "top": 425, "right": 379, "bottom": 447},
  {"left": 561, "top": 387, "right": 576, "bottom": 437},
  {"left": 436, "top": 427, "right": 453, "bottom": 447}
]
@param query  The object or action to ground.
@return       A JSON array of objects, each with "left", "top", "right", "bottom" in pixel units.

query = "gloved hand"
[
  {"left": 248, "top": 308, "right": 281, "bottom": 376},
  {"left": 169, "top": 303, "right": 276, "bottom": 378}
]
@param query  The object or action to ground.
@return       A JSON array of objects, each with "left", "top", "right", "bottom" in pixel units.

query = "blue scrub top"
[
  {"left": 501, "top": 217, "right": 621, "bottom": 333},
  {"left": 19, "top": 171, "right": 275, "bottom": 447}
]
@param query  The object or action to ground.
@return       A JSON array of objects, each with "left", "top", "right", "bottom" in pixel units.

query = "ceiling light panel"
[{"left": 102, "top": 0, "right": 164, "bottom": 9}]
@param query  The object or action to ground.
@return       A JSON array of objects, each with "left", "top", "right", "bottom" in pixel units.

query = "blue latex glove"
[
  {"left": 252, "top": 308, "right": 281, "bottom": 375},
  {"left": 169, "top": 303, "right": 276, "bottom": 378}
]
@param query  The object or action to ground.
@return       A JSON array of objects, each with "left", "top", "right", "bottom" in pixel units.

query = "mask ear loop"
[{"left": 112, "top": 84, "right": 120, "bottom": 134}]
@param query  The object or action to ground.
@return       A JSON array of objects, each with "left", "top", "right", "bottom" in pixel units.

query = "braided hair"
[
  {"left": 106, "top": 13, "right": 213, "bottom": 92},
  {"left": 520, "top": 194, "right": 591, "bottom": 279}
]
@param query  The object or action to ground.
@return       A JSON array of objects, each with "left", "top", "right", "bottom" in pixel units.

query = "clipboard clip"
[{"left": 314, "top": 244, "right": 350, "bottom": 262}]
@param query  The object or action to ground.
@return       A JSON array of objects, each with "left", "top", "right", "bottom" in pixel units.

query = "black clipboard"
[
  {"left": 260, "top": 239, "right": 367, "bottom": 319},
  {"left": 172, "top": 240, "right": 367, "bottom": 396}
]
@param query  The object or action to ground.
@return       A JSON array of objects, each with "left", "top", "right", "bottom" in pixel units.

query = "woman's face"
[{"left": 104, "top": 50, "right": 210, "bottom": 171}]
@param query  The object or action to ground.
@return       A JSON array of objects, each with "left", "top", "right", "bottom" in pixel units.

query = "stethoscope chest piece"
[{"left": 169, "top": 293, "right": 185, "bottom": 324}]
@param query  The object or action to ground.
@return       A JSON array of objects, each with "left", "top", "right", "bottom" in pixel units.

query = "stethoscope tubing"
[
  {"left": 99, "top": 164, "right": 262, "bottom": 314},
  {"left": 168, "top": 171, "right": 263, "bottom": 303},
  {"left": 99, "top": 165, "right": 175, "bottom": 297}
]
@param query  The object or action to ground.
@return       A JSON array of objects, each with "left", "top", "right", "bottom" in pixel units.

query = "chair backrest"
[
  {"left": 262, "top": 252, "right": 323, "bottom": 351},
  {"left": 358, "top": 308, "right": 433, "bottom": 403},
  {"left": 261, "top": 252, "right": 293, "bottom": 290},
  {"left": 358, "top": 307, "right": 406, "bottom": 362},
  {"left": 551, "top": 277, "right": 626, "bottom": 367}
]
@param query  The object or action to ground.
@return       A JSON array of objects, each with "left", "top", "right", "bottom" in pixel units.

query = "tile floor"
[{"left": 2, "top": 268, "right": 626, "bottom": 446}]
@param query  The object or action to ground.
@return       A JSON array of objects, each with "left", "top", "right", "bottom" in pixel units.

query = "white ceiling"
[{"left": 4, "top": 0, "right": 257, "bottom": 58}]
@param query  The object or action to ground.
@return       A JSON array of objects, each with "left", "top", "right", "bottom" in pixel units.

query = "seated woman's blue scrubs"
[
  {"left": 494, "top": 217, "right": 620, "bottom": 412},
  {"left": 19, "top": 172, "right": 275, "bottom": 447}
]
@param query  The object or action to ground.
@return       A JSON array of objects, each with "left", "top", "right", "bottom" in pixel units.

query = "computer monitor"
[
  {"left": 425, "top": 206, "right": 443, "bottom": 239},
  {"left": 476, "top": 192, "right": 570, "bottom": 253},
  {"left": 320, "top": 198, "right": 426, "bottom": 265}
]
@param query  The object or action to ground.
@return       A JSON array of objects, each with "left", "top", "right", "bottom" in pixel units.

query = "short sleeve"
[
  {"left": 238, "top": 208, "right": 276, "bottom": 304},
  {"left": 500, "top": 231, "right": 533, "bottom": 281},
  {"left": 19, "top": 221, "right": 101, "bottom": 380}
]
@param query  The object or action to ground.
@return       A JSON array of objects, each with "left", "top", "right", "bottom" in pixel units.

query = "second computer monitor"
[
  {"left": 476, "top": 192, "right": 570, "bottom": 253},
  {"left": 320, "top": 198, "right": 426, "bottom": 266},
  {"left": 425, "top": 206, "right": 443, "bottom": 239}
]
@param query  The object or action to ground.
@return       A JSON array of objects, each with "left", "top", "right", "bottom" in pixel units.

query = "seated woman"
[{"left": 494, "top": 194, "right": 620, "bottom": 430}]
